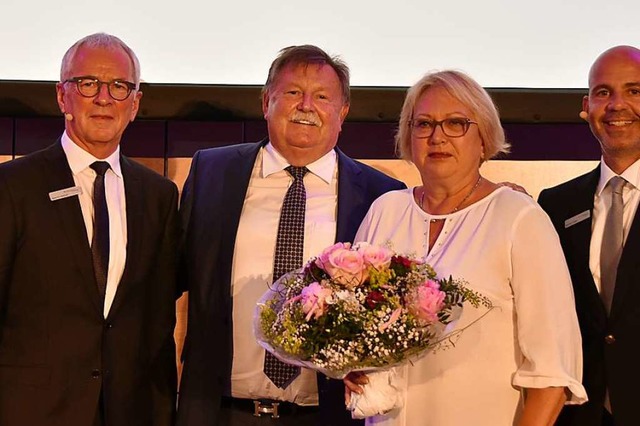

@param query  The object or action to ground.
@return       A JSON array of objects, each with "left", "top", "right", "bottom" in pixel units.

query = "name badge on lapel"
[
  {"left": 564, "top": 210, "right": 590, "bottom": 229},
  {"left": 49, "top": 186, "right": 82, "bottom": 201}
]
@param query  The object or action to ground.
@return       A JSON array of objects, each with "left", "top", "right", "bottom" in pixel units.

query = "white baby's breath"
[{"left": 257, "top": 243, "right": 491, "bottom": 377}]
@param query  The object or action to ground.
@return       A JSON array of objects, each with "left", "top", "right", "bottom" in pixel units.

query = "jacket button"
[
  {"left": 91, "top": 369, "right": 101, "bottom": 378},
  {"left": 604, "top": 334, "right": 616, "bottom": 344},
  {"left": 106, "top": 323, "right": 114, "bottom": 329}
]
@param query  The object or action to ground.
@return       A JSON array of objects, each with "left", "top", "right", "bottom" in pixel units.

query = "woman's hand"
[
  {"left": 497, "top": 181, "right": 530, "bottom": 196},
  {"left": 344, "top": 371, "right": 369, "bottom": 405}
]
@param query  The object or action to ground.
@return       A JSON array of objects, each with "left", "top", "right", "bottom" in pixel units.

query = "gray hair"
[{"left": 60, "top": 33, "right": 141, "bottom": 88}]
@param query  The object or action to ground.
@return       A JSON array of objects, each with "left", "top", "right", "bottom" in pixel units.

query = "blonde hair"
[{"left": 395, "top": 70, "right": 509, "bottom": 162}]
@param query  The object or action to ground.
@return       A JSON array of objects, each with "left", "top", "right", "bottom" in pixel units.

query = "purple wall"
[
  {"left": 0, "top": 118, "right": 601, "bottom": 163},
  {"left": 0, "top": 118, "right": 11, "bottom": 156}
]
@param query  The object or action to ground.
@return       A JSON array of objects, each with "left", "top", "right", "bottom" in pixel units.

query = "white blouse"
[{"left": 356, "top": 186, "right": 587, "bottom": 426}]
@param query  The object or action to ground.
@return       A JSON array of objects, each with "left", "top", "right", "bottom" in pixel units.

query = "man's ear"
[
  {"left": 580, "top": 95, "right": 589, "bottom": 121},
  {"left": 262, "top": 92, "right": 270, "bottom": 120},
  {"left": 130, "top": 91, "right": 143, "bottom": 122},
  {"left": 56, "top": 82, "right": 67, "bottom": 114},
  {"left": 338, "top": 103, "right": 350, "bottom": 130}
]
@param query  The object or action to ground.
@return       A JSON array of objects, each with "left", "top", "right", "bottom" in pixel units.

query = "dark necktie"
[
  {"left": 600, "top": 176, "right": 626, "bottom": 314},
  {"left": 90, "top": 161, "right": 111, "bottom": 304},
  {"left": 263, "top": 165, "right": 308, "bottom": 389}
]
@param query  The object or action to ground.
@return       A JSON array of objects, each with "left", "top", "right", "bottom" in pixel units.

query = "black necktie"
[
  {"left": 600, "top": 176, "right": 626, "bottom": 314},
  {"left": 90, "top": 161, "right": 110, "bottom": 304},
  {"left": 263, "top": 166, "right": 308, "bottom": 389}
]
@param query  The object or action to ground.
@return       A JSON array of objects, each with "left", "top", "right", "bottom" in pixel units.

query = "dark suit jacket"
[
  {"left": 539, "top": 166, "right": 640, "bottom": 426},
  {"left": 176, "top": 140, "right": 405, "bottom": 426},
  {"left": 0, "top": 142, "right": 179, "bottom": 426}
]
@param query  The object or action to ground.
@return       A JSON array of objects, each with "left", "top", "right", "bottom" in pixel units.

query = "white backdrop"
[{"left": 1, "top": 0, "right": 638, "bottom": 87}]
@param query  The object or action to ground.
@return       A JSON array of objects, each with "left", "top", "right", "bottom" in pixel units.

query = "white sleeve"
[
  {"left": 509, "top": 205, "right": 588, "bottom": 404},
  {"left": 354, "top": 203, "right": 376, "bottom": 244}
]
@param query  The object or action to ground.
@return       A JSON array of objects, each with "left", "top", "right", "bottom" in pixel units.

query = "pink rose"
[
  {"left": 407, "top": 280, "right": 445, "bottom": 323},
  {"left": 300, "top": 282, "right": 333, "bottom": 321},
  {"left": 316, "top": 243, "right": 366, "bottom": 288},
  {"left": 356, "top": 242, "right": 393, "bottom": 270},
  {"left": 316, "top": 242, "right": 350, "bottom": 269}
]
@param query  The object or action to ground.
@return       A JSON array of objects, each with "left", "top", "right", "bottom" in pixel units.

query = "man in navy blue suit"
[
  {"left": 176, "top": 45, "right": 405, "bottom": 426},
  {"left": 539, "top": 45, "right": 640, "bottom": 426}
]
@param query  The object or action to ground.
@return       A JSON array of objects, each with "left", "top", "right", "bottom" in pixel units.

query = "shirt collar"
[
  {"left": 61, "top": 131, "right": 123, "bottom": 178},
  {"left": 597, "top": 156, "right": 640, "bottom": 196},
  {"left": 262, "top": 142, "right": 337, "bottom": 184}
]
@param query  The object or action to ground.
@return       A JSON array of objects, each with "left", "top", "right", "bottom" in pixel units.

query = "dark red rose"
[
  {"left": 391, "top": 255, "right": 414, "bottom": 268},
  {"left": 365, "top": 290, "right": 386, "bottom": 309}
]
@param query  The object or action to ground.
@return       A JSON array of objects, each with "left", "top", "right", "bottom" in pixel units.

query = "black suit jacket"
[
  {"left": 176, "top": 140, "right": 405, "bottom": 426},
  {"left": 539, "top": 166, "right": 640, "bottom": 426},
  {"left": 0, "top": 142, "right": 179, "bottom": 426}
]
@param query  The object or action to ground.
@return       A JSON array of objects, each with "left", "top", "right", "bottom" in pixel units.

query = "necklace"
[{"left": 421, "top": 176, "right": 483, "bottom": 223}]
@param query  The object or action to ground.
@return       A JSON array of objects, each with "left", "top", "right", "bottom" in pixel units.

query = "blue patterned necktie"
[
  {"left": 263, "top": 166, "right": 308, "bottom": 389},
  {"left": 90, "top": 161, "right": 110, "bottom": 304}
]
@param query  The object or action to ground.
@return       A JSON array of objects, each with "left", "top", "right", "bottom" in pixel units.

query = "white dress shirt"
[
  {"left": 230, "top": 143, "right": 338, "bottom": 405},
  {"left": 589, "top": 158, "right": 640, "bottom": 293},
  {"left": 61, "top": 132, "right": 127, "bottom": 317}
]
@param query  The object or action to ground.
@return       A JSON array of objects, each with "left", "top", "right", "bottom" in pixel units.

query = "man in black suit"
[
  {"left": 0, "top": 33, "right": 178, "bottom": 426},
  {"left": 538, "top": 45, "right": 640, "bottom": 426},
  {"left": 176, "top": 45, "right": 404, "bottom": 426}
]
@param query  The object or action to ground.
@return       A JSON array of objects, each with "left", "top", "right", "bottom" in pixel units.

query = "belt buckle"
[{"left": 253, "top": 400, "right": 280, "bottom": 419}]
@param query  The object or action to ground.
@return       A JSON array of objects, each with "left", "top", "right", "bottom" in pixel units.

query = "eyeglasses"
[
  {"left": 410, "top": 117, "right": 478, "bottom": 138},
  {"left": 64, "top": 76, "right": 137, "bottom": 101}
]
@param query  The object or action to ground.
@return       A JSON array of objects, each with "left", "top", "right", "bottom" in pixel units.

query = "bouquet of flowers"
[{"left": 255, "top": 242, "right": 491, "bottom": 418}]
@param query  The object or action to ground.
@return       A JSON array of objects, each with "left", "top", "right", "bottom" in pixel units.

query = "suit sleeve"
[
  {"left": 354, "top": 202, "right": 376, "bottom": 244},
  {"left": 0, "top": 171, "right": 17, "bottom": 322},
  {"left": 150, "top": 182, "right": 180, "bottom": 426},
  {"left": 177, "top": 151, "right": 200, "bottom": 295}
]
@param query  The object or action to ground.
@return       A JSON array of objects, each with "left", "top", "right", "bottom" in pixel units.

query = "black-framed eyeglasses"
[
  {"left": 64, "top": 76, "right": 137, "bottom": 101},
  {"left": 410, "top": 117, "right": 478, "bottom": 138}
]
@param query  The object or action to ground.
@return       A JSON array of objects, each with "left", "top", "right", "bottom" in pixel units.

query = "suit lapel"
[
  {"left": 107, "top": 156, "right": 142, "bottom": 318},
  {"left": 204, "top": 142, "right": 262, "bottom": 316},
  {"left": 563, "top": 167, "right": 608, "bottom": 326},
  {"left": 335, "top": 150, "right": 365, "bottom": 243},
  {"left": 43, "top": 142, "right": 103, "bottom": 314},
  {"left": 218, "top": 148, "right": 257, "bottom": 249}
]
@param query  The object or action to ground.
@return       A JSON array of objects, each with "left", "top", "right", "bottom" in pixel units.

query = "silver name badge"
[
  {"left": 49, "top": 186, "right": 82, "bottom": 201},
  {"left": 564, "top": 210, "right": 590, "bottom": 228}
]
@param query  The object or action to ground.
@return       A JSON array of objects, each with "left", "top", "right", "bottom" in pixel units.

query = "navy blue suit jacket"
[
  {"left": 539, "top": 166, "right": 640, "bottom": 426},
  {"left": 176, "top": 140, "right": 405, "bottom": 426}
]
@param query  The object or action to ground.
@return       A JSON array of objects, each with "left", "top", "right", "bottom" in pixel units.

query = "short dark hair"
[{"left": 262, "top": 45, "right": 350, "bottom": 104}]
